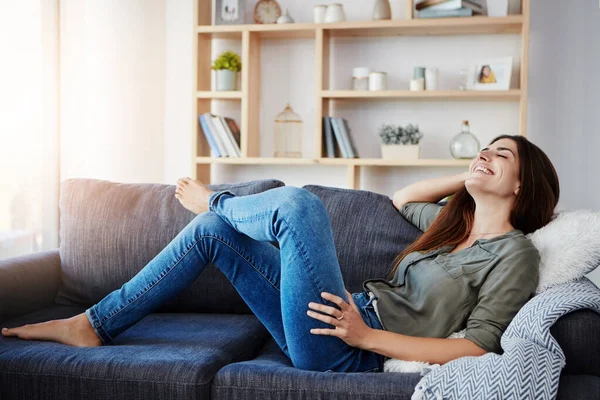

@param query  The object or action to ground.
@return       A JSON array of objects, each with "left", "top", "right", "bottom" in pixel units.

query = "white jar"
[
  {"left": 369, "top": 71, "right": 387, "bottom": 91},
  {"left": 325, "top": 4, "right": 346, "bottom": 23},
  {"left": 352, "top": 67, "right": 371, "bottom": 91},
  {"left": 313, "top": 5, "right": 327, "bottom": 23},
  {"left": 410, "top": 78, "right": 425, "bottom": 91},
  {"left": 425, "top": 68, "right": 439, "bottom": 90}
]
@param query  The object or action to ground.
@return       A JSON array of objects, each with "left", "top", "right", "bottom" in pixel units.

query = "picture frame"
[
  {"left": 213, "top": 0, "right": 245, "bottom": 25},
  {"left": 467, "top": 57, "right": 513, "bottom": 91}
]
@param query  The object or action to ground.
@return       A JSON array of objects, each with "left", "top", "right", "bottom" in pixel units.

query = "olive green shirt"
[{"left": 363, "top": 202, "right": 540, "bottom": 354}]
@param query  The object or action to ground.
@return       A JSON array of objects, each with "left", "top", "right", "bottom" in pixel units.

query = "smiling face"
[{"left": 466, "top": 138, "right": 521, "bottom": 199}]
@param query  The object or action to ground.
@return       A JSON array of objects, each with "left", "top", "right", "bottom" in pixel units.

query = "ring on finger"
[{"left": 336, "top": 313, "right": 344, "bottom": 321}]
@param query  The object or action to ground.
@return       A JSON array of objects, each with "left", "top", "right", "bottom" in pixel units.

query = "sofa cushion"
[
  {"left": 55, "top": 178, "right": 285, "bottom": 313},
  {"left": 0, "top": 305, "right": 269, "bottom": 400},
  {"left": 212, "top": 338, "right": 421, "bottom": 400},
  {"left": 302, "top": 185, "right": 422, "bottom": 292}
]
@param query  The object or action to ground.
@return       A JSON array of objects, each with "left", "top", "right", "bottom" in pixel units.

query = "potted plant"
[
  {"left": 211, "top": 51, "right": 242, "bottom": 91},
  {"left": 378, "top": 123, "right": 423, "bottom": 160}
]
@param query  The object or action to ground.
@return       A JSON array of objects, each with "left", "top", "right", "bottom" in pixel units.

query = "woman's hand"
[{"left": 307, "top": 290, "right": 373, "bottom": 348}]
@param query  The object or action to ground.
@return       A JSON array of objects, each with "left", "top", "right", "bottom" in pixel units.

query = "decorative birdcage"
[{"left": 274, "top": 103, "right": 302, "bottom": 158}]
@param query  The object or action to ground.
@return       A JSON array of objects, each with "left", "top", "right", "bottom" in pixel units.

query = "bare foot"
[
  {"left": 1, "top": 313, "right": 102, "bottom": 347},
  {"left": 175, "top": 177, "right": 214, "bottom": 215}
]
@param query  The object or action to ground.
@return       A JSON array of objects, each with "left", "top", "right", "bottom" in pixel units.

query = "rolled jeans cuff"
[
  {"left": 85, "top": 307, "right": 113, "bottom": 345},
  {"left": 208, "top": 189, "right": 236, "bottom": 212}
]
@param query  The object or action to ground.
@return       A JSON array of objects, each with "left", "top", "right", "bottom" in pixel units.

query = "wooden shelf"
[
  {"left": 196, "top": 157, "right": 472, "bottom": 167},
  {"left": 197, "top": 16, "right": 523, "bottom": 39},
  {"left": 193, "top": 0, "right": 530, "bottom": 190},
  {"left": 321, "top": 90, "right": 521, "bottom": 101},
  {"left": 196, "top": 157, "right": 317, "bottom": 165},
  {"left": 318, "top": 158, "right": 472, "bottom": 167},
  {"left": 196, "top": 91, "right": 242, "bottom": 99}
]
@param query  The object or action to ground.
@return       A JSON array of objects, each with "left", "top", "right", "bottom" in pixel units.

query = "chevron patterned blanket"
[{"left": 411, "top": 277, "right": 600, "bottom": 400}]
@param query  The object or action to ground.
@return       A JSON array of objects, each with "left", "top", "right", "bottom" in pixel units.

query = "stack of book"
[
  {"left": 198, "top": 113, "right": 241, "bottom": 157},
  {"left": 415, "top": 0, "right": 485, "bottom": 18},
  {"left": 322, "top": 117, "right": 359, "bottom": 159}
]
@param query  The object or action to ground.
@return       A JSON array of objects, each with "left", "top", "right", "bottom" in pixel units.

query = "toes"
[
  {"left": 1, "top": 327, "right": 14, "bottom": 337},
  {"left": 176, "top": 188, "right": 183, "bottom": 196},
  {"left": 2, "top": 327, "right": 21, "bottom": 338},
  {"left": 177, "top": 178, "right": 188, "bottom": 186}
]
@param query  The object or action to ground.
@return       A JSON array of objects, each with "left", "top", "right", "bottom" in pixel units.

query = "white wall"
[
  {"left": 527, "top": 0, "right": 600, "bottom": 284},
  {"left": 60, "top": 0, "right": 166, "bottom": 184}
]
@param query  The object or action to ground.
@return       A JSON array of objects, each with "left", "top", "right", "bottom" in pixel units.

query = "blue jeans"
[{"left": 85, "top": 186, "right": 386, "bottom": 373}]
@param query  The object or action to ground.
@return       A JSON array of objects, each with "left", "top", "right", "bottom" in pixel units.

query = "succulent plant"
[
  {"left": 378, "top": 123, "right": 423, "bottom": 145},
  {"left": 211, "top": 51, "right": 242, "bottom": 72}
]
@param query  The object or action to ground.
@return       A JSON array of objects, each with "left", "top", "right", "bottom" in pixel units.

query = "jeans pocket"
[{"left": 361, "top": 304, "right": 383, "bottom": 331}]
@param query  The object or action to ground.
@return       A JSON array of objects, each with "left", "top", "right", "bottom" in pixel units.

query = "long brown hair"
[{"left": 389, "top": 135, "right": 560, "bottom": 279}]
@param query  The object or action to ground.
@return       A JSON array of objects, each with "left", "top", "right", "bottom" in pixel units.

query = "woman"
[
  {"left": 2, "top": 135, "right": 559, "bottom": 373},
  {"left": 478, "top": 65, "right": 497, "bottom": 84}
]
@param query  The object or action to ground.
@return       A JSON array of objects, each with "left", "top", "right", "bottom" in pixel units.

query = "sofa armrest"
[
  {"left": 551, "top": 309, "right": 600, "bottom": 377},
  {"left": 0, "top": 249, "right": 61, "bottom": 325}
]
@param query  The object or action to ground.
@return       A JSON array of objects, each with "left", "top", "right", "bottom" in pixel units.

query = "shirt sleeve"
[
  {"left": 399, "top": 202, "right": 444, "bottom": 232},
  {"left": 464, "top": 246, "right": 540, "bottom": 354}
]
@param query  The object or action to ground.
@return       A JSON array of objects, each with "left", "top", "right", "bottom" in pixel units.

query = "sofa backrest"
[
  {"left": 303, "top": 185, "right": 422, "bottom": 292},
  {"left": 55, "top": 178, "right": 285, "bottom": 314}
]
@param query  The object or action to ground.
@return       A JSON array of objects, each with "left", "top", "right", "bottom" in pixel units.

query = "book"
[
  {"left": 322, "top": 117, "right": 335, "bottom": 158},
  {"left": 211, "top": 115, "right": 233, "bottom": 157},
  {"left": 416, "top": 0, "right": 483, "bottom": 12},
  {"left": 339, "top": 118, "right": 359, "bottom": 158},
  {"left": 217, "top": 116, "right": 241, "bottom": 157},
  {"left": 330, "top": 117, "right": 350, "bottom": 158},
  {"left": 419, "top": 7, "right": 473, "bottom": 18},
  {"left": 198, "top": 114, "right": 221, "bottom": 157},
  {"left": 224, "top": 117, "right": 241, "bottom": 151},
  {"left": 333, "top": 117, "right": 356, "bottom": 158},
  {"left": 203, "top": 113, "right": 229, "bottom": 157}
]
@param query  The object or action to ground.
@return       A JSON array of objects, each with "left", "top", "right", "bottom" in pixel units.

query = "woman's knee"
[
  {"left": 275, "top": 187, "right": 326, "bottom": 219},
  {"left": 187, "top": 211, "right": 231, "bottom": 241}
]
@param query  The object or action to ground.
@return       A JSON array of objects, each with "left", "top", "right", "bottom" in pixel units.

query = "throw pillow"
[{"left": 528, "top": 209, "right": 600, "bottom": 293}]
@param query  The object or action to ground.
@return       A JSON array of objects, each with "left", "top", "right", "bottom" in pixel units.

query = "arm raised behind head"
[{"left": 392, "top": 171, "right": 471, "bottom": 211}]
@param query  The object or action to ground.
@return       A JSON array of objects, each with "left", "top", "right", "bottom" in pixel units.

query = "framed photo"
[
  {"left": 213, "top": 0, "right": 245, "bottom": 25},
  {"left": 467, "top": 57, "right": 513, "bottom": 91}
]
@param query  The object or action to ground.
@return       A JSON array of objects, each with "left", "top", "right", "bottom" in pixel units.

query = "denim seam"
[
  {"left": 99, "top": 236, "right": 205, "bottom": 325},
  {"left": 226, "top": 211, "right": 275, "bottom": 224},
  {"left": 226, "top": 209, "right": 328, "bottom": 302},
  {"left": 206, "top": 234, "right": 281, "bottom": 292},
  {"left": 278, "top": 214, "right": 326, "bottom": 297}
]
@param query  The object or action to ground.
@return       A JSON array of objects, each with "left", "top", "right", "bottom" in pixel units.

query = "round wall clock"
[{"left": 254, "top": 0, "right": 282, "bottom": 24}]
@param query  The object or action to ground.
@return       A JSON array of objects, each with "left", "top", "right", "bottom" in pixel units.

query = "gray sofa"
[{"left": 1, "top": 178, "right": 599, "bottom": 400}]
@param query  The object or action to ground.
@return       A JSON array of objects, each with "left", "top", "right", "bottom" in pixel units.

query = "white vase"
[
  {"left": 372, "top": 0, "right": 392, "bottom": 20},
  {"left": 324, "top": 4, "right": 346, "bottom": 23},
  {"left": 216, "top": 70, "right": 237, "bottom": 91},
  {"left": 381, "top": 144, "right": 420, "bottom": 160},
  {"left": 313, "top": 5, "right": 327, "bottom": 23},
  {"left": 425, "top": 68, "right": 439, "bottom": 90},
  {"left": 277, "top": 9, "right": 294, "bottom": 24}
]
